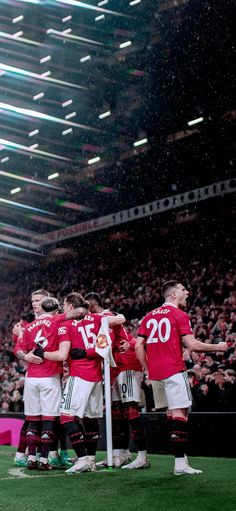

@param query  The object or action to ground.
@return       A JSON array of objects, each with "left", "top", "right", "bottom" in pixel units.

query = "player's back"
[
  {"left": 22, "top": 315, "right": 63, "bottom": 377},
  {"left": 65, "top": 313, "right": 103, "bottom": 382},
  {"left": 138, "top": 305, "right": 190, "bottom": 380}
]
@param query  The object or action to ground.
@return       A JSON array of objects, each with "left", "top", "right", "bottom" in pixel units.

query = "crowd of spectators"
[{"left": 0, "top": 235, "right": 236, "bottom": 413}]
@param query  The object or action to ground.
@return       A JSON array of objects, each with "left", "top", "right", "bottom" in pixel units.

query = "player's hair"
[
  {"left": 84, "top": 292, "right": 103, "bottom": 307},
  {"left": 41, "top": 297, "right": 59, "bottom": 312},
  {"left": 161, "top": 280, "right": 181, "bottom": 299},
  {"left": 65, "top": 292, "right": 90, "bottom": 310},
  {"left": 21, "top": 311, "right": 35, "bottom": 323},
  {"left": 31, "top": 288, "right": 50, "bottom": 297}
]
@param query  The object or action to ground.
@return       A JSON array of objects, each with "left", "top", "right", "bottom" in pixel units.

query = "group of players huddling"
[{"left": 12, "top": 282, "right": 228, "bottom": 475}]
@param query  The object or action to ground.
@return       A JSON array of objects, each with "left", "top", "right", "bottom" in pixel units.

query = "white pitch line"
[
  {"left": 1, "top": 468, "right": 114, "bottom": 481},
  {"left": 8, "top": 468, "right": 30, "bottom": 478}
]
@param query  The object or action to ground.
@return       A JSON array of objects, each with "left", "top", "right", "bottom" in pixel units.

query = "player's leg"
[
  {"left": 83, "top": 417, "right": 99, "bottom": 455},
  {"left": 26, "top": 416, "right": 42, "bottom": 469},
  {"left": 165, "top": 372, "right": 202, "bottom": 475},
  {"left": 122, "top": 402, "right": 149, "bottom": 470},
  {"left": 48, "top": 419, "right": 72, "bottom": 467},
  {"left": 81, "top": 380, "right": 103, "bottom": 470},
  {"left": 112, "top": 401, "right": 131, "bottom": 466},
  {"left": 113, "top": 370, "right": 148, "bottom": 469},
  {"left": 48, "top": 417, "right": 60, "bottom": 467},
  {"left": 151, "top": 379, "right": 169, "bottom": 450},
  {"left": 108, "top": 374, "right": 131, "bottom": 467},
  {"left": 60, "top": 376, "right": 96, "bottom": 473},
  {"left": 38, "top": 376, "right": 61, "bottom": 470},
  {"left": 38, "top": 416, "right": 56, "bottom": 470},
  {"left": 23, "top": 377, "right": 42, "bottom": 469},
  {"left": 14, "top": 419, "right": 29, "bottom": 467}
]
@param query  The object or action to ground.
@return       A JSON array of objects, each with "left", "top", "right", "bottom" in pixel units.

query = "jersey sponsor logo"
[{"left": 58, "top": 326, "right": 67, "bottom": 335}]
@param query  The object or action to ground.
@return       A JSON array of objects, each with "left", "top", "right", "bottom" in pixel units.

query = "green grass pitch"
[{"left": 0, "top": 447, "right": 236, "bottom": 511}]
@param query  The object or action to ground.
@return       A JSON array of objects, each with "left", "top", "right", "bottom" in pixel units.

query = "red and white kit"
[
  {"left": 112, "top": 332, "right": 143, "bottom": 403},
  {"left": 21, "top": 314, "right": 64, "bottom": 416},
  {"left": 96, "top": 310, "right": 143, "bottom": 404},
  {"left": 138, "top": 303, "right": 193, "bottom": 409},
  {"left": 59, "top": 313, "right": 105, "bottom": 418}
]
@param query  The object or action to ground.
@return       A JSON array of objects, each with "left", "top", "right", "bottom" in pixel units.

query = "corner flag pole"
[
  {"left": 95, "top": 317, "right": 116, "bottom": 469},
  {"left": 104, "top": 358, "right": 113, "bottom": 467}
]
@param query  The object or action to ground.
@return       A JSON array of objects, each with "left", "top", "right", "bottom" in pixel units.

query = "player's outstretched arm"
[
  {"left": 183, "top": 334, "right": 228, "bottom": 353},
  {"left": 107, "top": 314, "right": 125, "bottom": 327}
]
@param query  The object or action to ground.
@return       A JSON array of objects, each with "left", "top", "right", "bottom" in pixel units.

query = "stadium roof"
[{"left": 0, "top": 0, "right": 235, "bottom": 270}]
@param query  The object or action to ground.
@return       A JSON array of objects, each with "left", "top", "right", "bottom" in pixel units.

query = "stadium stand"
[{"left": 1, "top": 209, "right": 236, "bottom": 413}]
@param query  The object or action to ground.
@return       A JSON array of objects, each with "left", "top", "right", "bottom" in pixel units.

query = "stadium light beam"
[
  {"left": 47, "top": 29, "right": 104, "bottom": 47},
  {"left": 99, "top": 110, "right": 111, "bottom": 119},
  {"left": 119, "top": 41, "right": 132, "bottom": 49},
  {"left": 29, "top": 129, "right": 39, "bottom": 137},
  {"left": 0, "top": 222, "right": 36, "bottom": 238},
  {"left": 95, "top": 14, "right": 105, "bottom": 21},
  {"left": 40, "top": 55, "right": 51, "bottom": 64},
  {"left": 133, "top": 138, "right": 148, "bottom": 147},
  {"left": 80, "top": 55, "right": 91, "bottom": 63},
  {"left": 62, "top": 15, "right": 72, "bottom": 22},
  {"left": 12, "top": 15, "right": 24, "bottom": 23},
  {"left": 0, "top": 196, "right": 55, "bottom": 215},
  {"left": 55, "top": 0, "right": 127, "bottom": 17},
  {"left": 0, "top": 102, "right": 101, "bottom": 133},
  {"left": 65, "top": 112, "right": 76, "bottom": 120},
  {"left": 187, "top": 117, "right": 204, "bottom": 126},
  {"left": 62, "top": 99, "right": 73, "bottom": 107},
  {"left": 16, "top": 0, "right": 40, "bottom": 4},
  {"left": 0, "top": 31, "right": 42, "bottom": 47},
  {"left": 0, "top": 170, "right": 61, "bottom": 190},
  {"left": 33, "top": 92, "right": 44, "bottom": 100},
  {"left": 0, "top": 138, "right": 72, "bottom": 162},
  {"left": 88, "top": 156, "right": 101, "bottom": 165},
  {"left": 0, "top": 63, "right": 87, "bottom": 90},
  {"left": 0, "top": 241, "right": 42, "bottom": 256},
  {"left": 11, "top": 187, "right": 21, "bottom": 194},
  {"left": 48, "top": 173, "right": 59, "bottom": 180}
]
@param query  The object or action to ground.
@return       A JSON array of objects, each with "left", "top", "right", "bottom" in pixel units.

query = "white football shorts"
[
  {"left": 151, "top": 371, "right": 192, "bottom": 410},
  {"left": 60, "top": 376, "right": 103, "bottom": 419},
  {"left": 24, "top": 375, "right": 61, "bottom": 416},
  {"left": 112, "top": 370, "right": 143, "bottom": 403}
]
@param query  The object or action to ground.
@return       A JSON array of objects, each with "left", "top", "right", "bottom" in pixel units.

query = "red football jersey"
[
  {"left": 112, "top": 333, "right": 142, "bottom": 378},
  {"left": 138, "top": 303, "right": 193, "bottom": 380},
  {"left": 57, "top": 313, "right": 104, "bottom": 382},
  {"left": 21, "top": 314, "right": 64, "bottom": 377}
]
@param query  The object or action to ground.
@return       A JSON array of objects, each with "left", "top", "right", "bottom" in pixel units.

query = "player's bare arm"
[
  {"left": 43, "top": 341, "right": 71, "bottom": 362},
  {"left": 107, "top": 314, "right": 125, "bottom": 326},
  {"left": 16, "top": 349, "right": 43, "bottom": 364},
  {"left": 135, "top": 336, "right": 149, "bottom": 373},
  {"left": 182, "top": 334, "right": 228, "bottom": 353}
]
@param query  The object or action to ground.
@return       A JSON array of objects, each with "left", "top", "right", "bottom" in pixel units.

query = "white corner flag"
[{"left": 95, "top": 317, "right": 116, "bottom": 467}]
